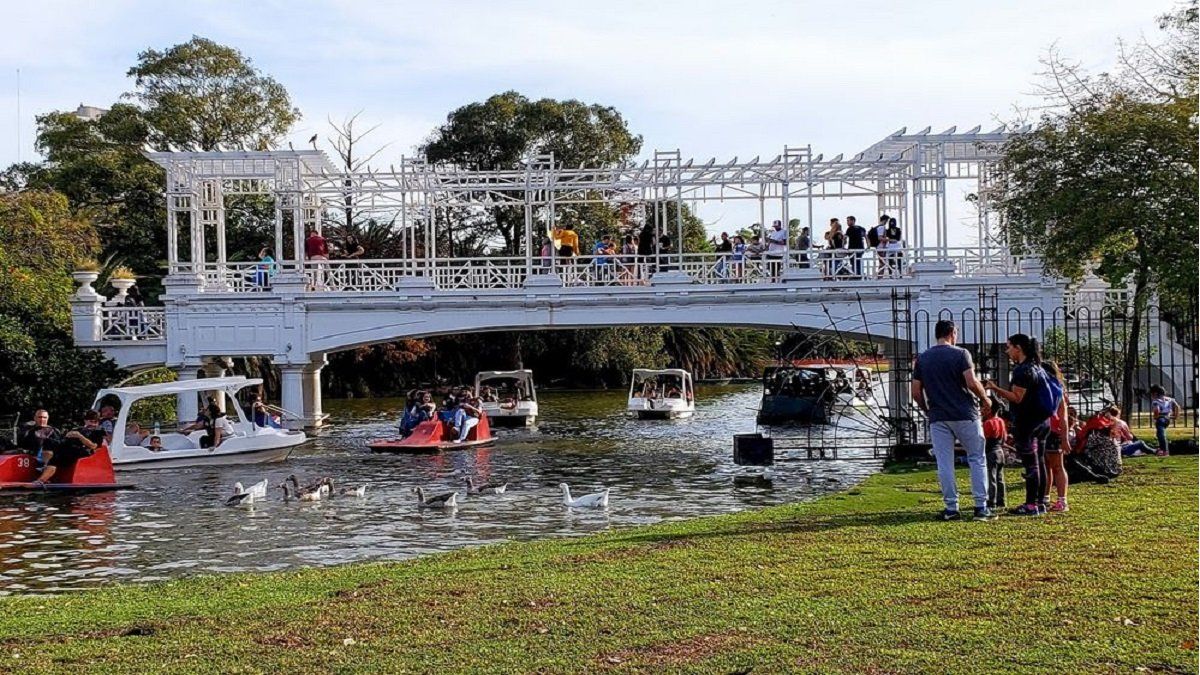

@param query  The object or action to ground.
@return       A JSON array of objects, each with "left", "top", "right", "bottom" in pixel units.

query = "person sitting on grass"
[
  {"left": 1149, "top": 385, "right": 1180, "bottom": 455},
  {"left": 1073, "top": 406, "right": 1123, "bottom": 479},
  {"left": 33, "top": 410, "right": 105, "bottom": 486},
  {"left": 981, "top": 396, "right": 1008, "bottom": 511},
  {"left": 1109, "top": 408, "right": 1157, "bottom": 457}
]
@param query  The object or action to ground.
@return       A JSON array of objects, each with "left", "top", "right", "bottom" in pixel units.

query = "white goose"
[
  {"left": 225, "top": 490, "right": 256, "bottom": 507},
  {"left": 340, "top": 485, "right": 368, "bottom": 498},
  {"left": 560, "top": 483, "right": 609, "bottom": 508},
  {"left": 465, "top": 477, "right": 507, "bottom": 495},
  {"left": 237, "top": 478, "right": 270, "bottom": 499},
  {"left": 413, "top": 487, "right": 457, "bottom": 509}
]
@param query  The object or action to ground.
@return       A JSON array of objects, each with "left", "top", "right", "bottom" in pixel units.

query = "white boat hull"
[
  {"left": 480, "top": 401, "right": 538, "bottom": 427},
  {"left": 112, "top": 432, "right": 308, "bottom": 470},
  {"left": 628, "top": 397, "right": 694, "bottom": 420},
  {"left": 635, "top": 409, "right": 694, "bottom": 420}
]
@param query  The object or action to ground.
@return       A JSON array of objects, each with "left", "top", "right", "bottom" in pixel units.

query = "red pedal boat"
[
  {"left": 0, "top": 446, "right": 133, "bottom": 493},
  {"left": 368, "top": 415, "right": 495, "bottom": 453}
]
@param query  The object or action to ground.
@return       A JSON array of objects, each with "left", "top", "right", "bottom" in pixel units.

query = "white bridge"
[{"left": 71, "top": 127, "right": 1082, "bottom": 427}]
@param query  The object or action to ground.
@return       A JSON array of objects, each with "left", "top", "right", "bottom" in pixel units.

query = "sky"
[{"left": 0, "top": 0, "right": 1178, "bottom": 246}]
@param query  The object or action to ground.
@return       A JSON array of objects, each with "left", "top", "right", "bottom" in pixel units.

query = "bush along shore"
[{"left": 0, "top": 457, "right": 1195, "bottom": 673}]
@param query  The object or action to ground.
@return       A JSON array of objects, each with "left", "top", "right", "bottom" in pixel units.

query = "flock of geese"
[{"left": 224, "top": 475, "right": 611, "bottom": 510}]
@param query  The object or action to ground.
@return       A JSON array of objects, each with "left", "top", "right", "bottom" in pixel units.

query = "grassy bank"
[{"left": 1, "top": 458, "right": 1196, "bottom": 674}]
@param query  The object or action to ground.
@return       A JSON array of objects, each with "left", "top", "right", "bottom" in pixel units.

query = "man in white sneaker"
[{"left": 912, "top": 320, "right": 995, "bottom": 521}]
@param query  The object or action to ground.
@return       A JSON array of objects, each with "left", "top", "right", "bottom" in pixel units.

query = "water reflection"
[{"left": 0, "top": 385, "right": 882, "bottom": 594}]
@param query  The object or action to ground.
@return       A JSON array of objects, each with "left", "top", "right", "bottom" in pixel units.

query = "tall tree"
[
  {"left": 128, "top": 36, "right": 300, "bottom": 152},
  {"left": 422, "top": 92, "right": 643, "bottom": 254},
  {"left": 994, "top": 3, "right": 1198, "bottom": 417},
  {"left": 31, "top": 37, "right": 302, "bottom": 294},
  {"left": 0, "top": 190, "right": 122, "bottom": 421}
]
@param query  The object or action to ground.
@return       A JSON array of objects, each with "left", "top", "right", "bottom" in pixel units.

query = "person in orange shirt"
[{"left": 553, "top": 224, "right": 580, "bottom": 258}]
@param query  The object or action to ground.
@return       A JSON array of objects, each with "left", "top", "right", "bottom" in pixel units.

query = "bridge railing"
[
  {"left": 170, "top": 246, "right": 1030, "bottom": 293},
  {"left": 100, "top": 306, "right": 166, "bottom": 341}
]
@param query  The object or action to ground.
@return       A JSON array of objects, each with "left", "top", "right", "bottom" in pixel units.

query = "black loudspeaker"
[
  {"left": 733, "top": 433, "right": 774, "bottom": 466},
  {"left": 1168, "top": 438, "right": 1198, "bottom": 455}
]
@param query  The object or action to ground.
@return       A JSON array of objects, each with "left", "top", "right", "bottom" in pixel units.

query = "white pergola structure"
[{"left": 148, "top": 125, "right": 1022, "bottom": 288}]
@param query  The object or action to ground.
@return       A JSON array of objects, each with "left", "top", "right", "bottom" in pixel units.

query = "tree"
[
  {"left": 994, "top": 4, "right": 1198, "bottom": 417},
  {"left": 128, "top": 36, "right": 300, "bottom": 152},
  {"left": 422, "top": 92, "right": 643, "bottom": 254},
  {"left": 31, "top": 37, "right": 302, "bottom": 296},
  {"left": 0, "top": 191, "right": 123, "bottom": 421},
  {"left": 33, "top": 105, "right": 164, "bottom": 290}
]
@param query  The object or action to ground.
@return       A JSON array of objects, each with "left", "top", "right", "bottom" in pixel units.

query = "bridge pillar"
[
  {"left": 279, "top": 364, "right": 305, "bottom": 431},
  {"left": 302, "top": 355, "right": 327, "bottom": 428},
  {"left": 175, "top": 366, "right": 200, "bottom": 424}
]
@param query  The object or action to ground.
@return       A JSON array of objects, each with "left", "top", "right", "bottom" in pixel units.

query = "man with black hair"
[
  {"left": 912, "top": 320, "right": 994, "bottom": 521},
  {"left": 845, "top": 215, "right": 867, "bottom": 278}
]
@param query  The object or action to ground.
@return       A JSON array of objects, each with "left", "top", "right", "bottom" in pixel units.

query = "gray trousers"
[{"left": 930, "top": 419, "right": 989, "bottom": 511}]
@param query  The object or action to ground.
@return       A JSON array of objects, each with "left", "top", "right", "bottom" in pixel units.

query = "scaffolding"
[{"left": 148, "top": 125, "right": 1022, "bottom": 276}]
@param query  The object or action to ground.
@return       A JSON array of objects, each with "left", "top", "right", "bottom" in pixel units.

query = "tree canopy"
[
  {"left": 128, "top": 36, "right": 300, "bottom": 152},
  {"left": 994, "top": 2, "right": 1198, "bottom": 414},
  {"left": 31, "top": 37, "right": 303, "bottom": 294},
  {"left": 422, "top": 92, "right": 644, "bottom": 254},
  {"left": 0, "top": 191, "right": 122, "bottom": 421}
]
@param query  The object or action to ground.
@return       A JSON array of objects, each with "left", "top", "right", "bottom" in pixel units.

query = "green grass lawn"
[{"left": 1, "top": 457, "right": 1196, "bottom": 674}]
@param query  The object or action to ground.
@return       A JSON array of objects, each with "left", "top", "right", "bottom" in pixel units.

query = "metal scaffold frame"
[{"left": 148, "top": 125, "right": 1023, "bottom": 279}]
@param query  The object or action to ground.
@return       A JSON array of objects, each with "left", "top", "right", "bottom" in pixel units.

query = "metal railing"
[
  {"left": 100, "top": 306, "right": 165, "bottom": 341},
  {"left": 169, "top": 246, "right": 1029, "bottom": 294}
]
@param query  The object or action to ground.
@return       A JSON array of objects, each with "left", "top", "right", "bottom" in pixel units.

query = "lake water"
[{"left": 0, "top": 385, "right": 886, "bottom": 595}]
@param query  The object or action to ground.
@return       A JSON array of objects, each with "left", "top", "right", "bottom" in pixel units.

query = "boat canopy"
[
  {"left": 475, "top": 370, "right": 534, "bottom": 383},
  {"left": 94, "top": 376, "right": 262, "bottom": 404},
  {"left": 631, "top": 368, "right": 691, "bottom": 378}
]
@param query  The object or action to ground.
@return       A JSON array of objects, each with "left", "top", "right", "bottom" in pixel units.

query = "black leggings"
[{"left": 1014, "top": 420, "right": 1050, "bottom": 507}]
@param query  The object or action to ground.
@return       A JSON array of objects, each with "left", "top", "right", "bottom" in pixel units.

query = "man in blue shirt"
[{"left": 912, "top": 320, "right": 995, "bottom": 521}]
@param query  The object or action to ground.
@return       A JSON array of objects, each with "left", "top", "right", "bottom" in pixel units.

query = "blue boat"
[{"left": 756, "top": 366, "right": 846, "bottom": 424}]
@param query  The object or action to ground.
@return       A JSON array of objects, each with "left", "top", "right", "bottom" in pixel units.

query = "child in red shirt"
[{"left": 982, "top": 398, "right": 1008, "bottom": 510}]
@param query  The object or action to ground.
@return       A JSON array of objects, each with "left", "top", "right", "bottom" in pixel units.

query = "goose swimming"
[
  {"left": 559, "top": 483, "right": 609, "bottom": 508},
  {"left": 232, "top": 478, "right": 270, "bottom": 500},
  {"left": 413, "top": 487, "right": 457, "bottom": 509},
  {"left": 225, "top": 490, "right": 256, "bottom": 507},
  {"left": 340, "top": 485, "right": 367, "bottom": 498},
  {"left": 465, "top": 477, "right": 507, "bottom": 495}
]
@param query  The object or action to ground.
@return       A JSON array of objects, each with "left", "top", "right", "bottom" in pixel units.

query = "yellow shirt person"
[{"left": 553, "top": 226, "right": 580, "bottom": 257}]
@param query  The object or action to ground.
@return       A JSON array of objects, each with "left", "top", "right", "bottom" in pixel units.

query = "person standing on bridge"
[
  {"left": 765, "top": 220, "right": 788, "bottom": 279},
  {"left": 305, "top": 228, "right": 329, "bottom": 290},
  {"left": 845, "top": 216, "right": 867, "bottom": 278},
  {"left": 912, "top": 319, "right": 995, "bottom": 521}
]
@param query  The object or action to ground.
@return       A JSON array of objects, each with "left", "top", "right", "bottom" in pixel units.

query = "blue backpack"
[{"left": 1028, "top": 365, "right": 1063, "bottom": 421}]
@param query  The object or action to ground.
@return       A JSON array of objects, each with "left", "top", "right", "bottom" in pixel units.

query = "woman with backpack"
[{"left": 987, "top": 334, "right": 1060, "bottom": 516}]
